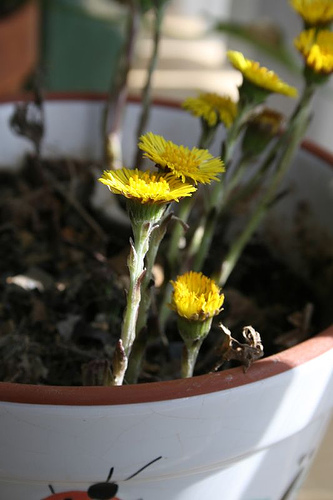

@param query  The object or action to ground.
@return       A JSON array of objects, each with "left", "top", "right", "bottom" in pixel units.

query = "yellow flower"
[
  {"left": 182, "top": 93, "right": 238, "bottom": 128},
  {"left": 295, "top": 29, "right": 333, "bottom": 74},
  {"left": 138, "top": 132, "right": 225, "bottom": 185},
  {"left": 227, "top": 50, "right": 298, "bottom": 97},
  {"left": 290, "top": 0, "right": 333, "bottom": 26},
  {"left": 99, "top": 168, "right": 196, "bottom": 204},
  {"left": 170, "top": 271, "right": 224, "bottom": 321}
]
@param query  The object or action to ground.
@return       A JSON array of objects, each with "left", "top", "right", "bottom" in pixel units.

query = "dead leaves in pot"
[
  {"left": 82, "top": 358, "right": 113, "bottom": 386},
  {"left": 274, "top": 302, "right": 314, "bottom": 349},
  {"left": 214, "top": 323, "right": 264, "bottom": 373}
]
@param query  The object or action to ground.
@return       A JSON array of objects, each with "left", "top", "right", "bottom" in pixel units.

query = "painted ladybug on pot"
[{"left": 42, "top": 456, "right": 162, "bottom": 500}]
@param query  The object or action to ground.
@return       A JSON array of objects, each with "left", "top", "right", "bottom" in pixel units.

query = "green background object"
[{"left": 42, "top": 0, "right": 124, "bottom": 92}]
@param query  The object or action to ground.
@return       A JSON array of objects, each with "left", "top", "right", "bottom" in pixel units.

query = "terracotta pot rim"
[{"left": 0, "top": 92, "right": 332, "bottom": 406}]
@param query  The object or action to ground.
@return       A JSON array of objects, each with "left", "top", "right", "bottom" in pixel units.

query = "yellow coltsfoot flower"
[
  {"left": 170, "top": 272, "right": 224, "bottom": 376},
  {"left": 295, "top": 29, "right": 333, "bottom": 75},
  {"left": 138, "top": 132, "right": 224, "bottom": 185},
  {"left": 182, "top": 93, "right": 238, "bottom": 128},
  {"left": 170, "top": 271, "right": 224, "bottom": 322},
  {"left": 99, "top": 168, "right": 197, "bottom": 224},
  {"left": 290, "top": 0, "right": 333, "bottom": 27},
  {"left": 227, "top": 50, "right": 298, "bottom": 100},
  {"left": 99, "top": 168, "right": 196, "bottom": 204}
]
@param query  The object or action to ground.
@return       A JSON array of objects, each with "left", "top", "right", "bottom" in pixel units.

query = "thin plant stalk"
[
  {"left": 215, "top": 83, "right": 315, "bottom": 286},
  {"left": 181, "top": 338, "right": 204, "bottom": 378},
  {"left": 191, "top": 102, "right": 254, "bottom": 272},
  {"left": 135, "top": 2, "right": 165, "bottom": 169},
  {"left": 103, "top": 0, "right": 140, "bottom": 169},
  {"left": 112, "top": 219, "right": 153, "bottom": 385},
  {"left": 126, "top": 213, "right": 172, "bottom": 383},
  {"left": 166, "top": 122, "right": 218, "bottom": 272}
]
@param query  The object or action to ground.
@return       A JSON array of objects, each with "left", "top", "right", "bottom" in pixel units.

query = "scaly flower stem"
[
  {"left": 198, "top": 121, "right": 219, "bottom": 149},
  {"left": 167, "top": 198, "right": 192, "bottom": 274},
  {"left": 104, "top": 1, "right": 140, "bottom": 169},
  {"left": 216, "top": 83, "right": 315, "bottom": 286},
  {"left": 135, "top": 3, "right": 165, "bottom": 169},
  {"left": 224, "top": 154, "right": 250, "bottom": 197},
  {"left": 113, "top": 219, "right": 152, "bottom": 385},
  {"left": 227, "top": 143, "right": 280, "bottom": 209},
  {"left": 181, "top": 338, "right": 204, "bottom": 378},
  {"left": 126, "top": 213, "right": 171, "bottom": 383}
]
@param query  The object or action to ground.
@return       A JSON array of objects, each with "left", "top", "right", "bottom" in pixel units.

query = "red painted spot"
[
  {"left": 42, "top": 493, "right": 121, "bottom": 500},
  {"left": 42, "top": 493, "right": 89, "bottom": 500}
]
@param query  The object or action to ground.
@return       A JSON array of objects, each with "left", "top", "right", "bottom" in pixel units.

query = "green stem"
[
  {"left": 126, "top": 213, "right": 171, "bottom": 383},
  {"left": 198, "top": 121, "right": 219, "bottom": 149},
  {"left": 181, "top": 338, "right": 204, "bottom": 378},
  {"left": 136, "top": 229, "right": 162, "bottom": 334},
  {"left": 189, "top": 154, "right": 250, "bottom": 270},
  {"left": 135, "top": 3, "right": 165, "bottom": 169},
  {"left": 215, "top": 83, "right": 315, "bottom": 286},
  {"left": 167, "top": 198, "right": 192, "bottom": 273},
  {"left": 159, "top": 281, "right": 173, "bottom": 331},
  {"left": 224, "top": 154, "right": 250, "bottom": 196},
  {"left": 123, "top": 221, "right": 151, "bottom": 353},
  {"left": 167, "top": 123, "right": 218, "bottom": 273},
  {"left": 191, "top": 102, "right": 254, "bottom": 272},
  {"left": 113, "top": 220, "right": 152, "bottom": 385}
]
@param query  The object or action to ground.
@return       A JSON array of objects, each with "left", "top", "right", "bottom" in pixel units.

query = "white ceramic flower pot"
[{"left": 0, "top": 95, "right": 333, "bottom": 500}]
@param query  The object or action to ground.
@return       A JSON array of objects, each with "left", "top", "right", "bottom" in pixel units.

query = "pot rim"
[{"left": 0, "top": 92, "right": 333, "bottom": 406}]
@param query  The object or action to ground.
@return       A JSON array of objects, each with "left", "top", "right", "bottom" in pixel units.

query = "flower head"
[
  {"left": 290, "top": 0, "right": 333, "bottom": 26},
  {"left": 242, "top": 108, "right": 284, "bottom": 157},
  {"left": 139, "top": 132, "right": 225, "bottom": 185},
  {"left": 295, "top": 29, "right": 333, "bottom": 75},
  {"left": 182, "top": 93, "right": 238, "bottom": 128},
  {"left": 170, "top": 271, "right": 224, "bottom": 321},
  {"left": 251, "top": 108, "right": 284, "bottom": 134},
  {"left": 227, "top": 50, "right": 298, "bottom": 98},
  {"left": 99, "top": 168, "right": 196, "bottom": 204}
]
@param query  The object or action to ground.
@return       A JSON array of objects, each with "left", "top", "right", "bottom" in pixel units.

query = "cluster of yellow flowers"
[
  {"left": 98, "top": 0, "right": 333, "bottom": 383},
  {"left": 291, "top": 0, "right": 333, "bottom": 26},
  {"left": 182, "top": 0, "right": 333, "bottom": 129},
  {"left": 99, "top": 133, "right": 224, "bottom": 205}
]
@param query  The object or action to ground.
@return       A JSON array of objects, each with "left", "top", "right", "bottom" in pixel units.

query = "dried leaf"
[
  {"left": 9, "top": 75, "right": 44, "bottom": 155},
  {"left": 275, "top": 303, "right": 314, "bottom": 348},
  {"left": 215, "top": 323, "right": 264, "bottom": 372},
  {"left": 82, "top": 359, "right": 113, "bottom": 386},
  {"left": 112, "top": 339, "right": 128, "bottom": 385}
]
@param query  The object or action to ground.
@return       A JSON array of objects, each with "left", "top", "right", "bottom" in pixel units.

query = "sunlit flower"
[
  {"left": 170, "top": 271, "right": 224, "bottom": 321},
  {"left": 99, "top": 168, "right": 196, "bottom": 204},
  {"left": 182, "top": 93, "right": 238, "bottom": 128},
  {"left": 138, "top": 132, "right": 225, "bottom": 185},
  {"left": 227, "top": 50, "right": 298, "bottom": 97},
  {"left": 290, "top": 0, "right": 333, "bottom": 26},
  {"left": 295, "top": 29, "right": 333, "bottom": 74}
]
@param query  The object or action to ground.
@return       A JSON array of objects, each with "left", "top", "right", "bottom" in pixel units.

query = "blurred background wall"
[{"left": 40, "top": 0, "right": 333, "bottom": 151}]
